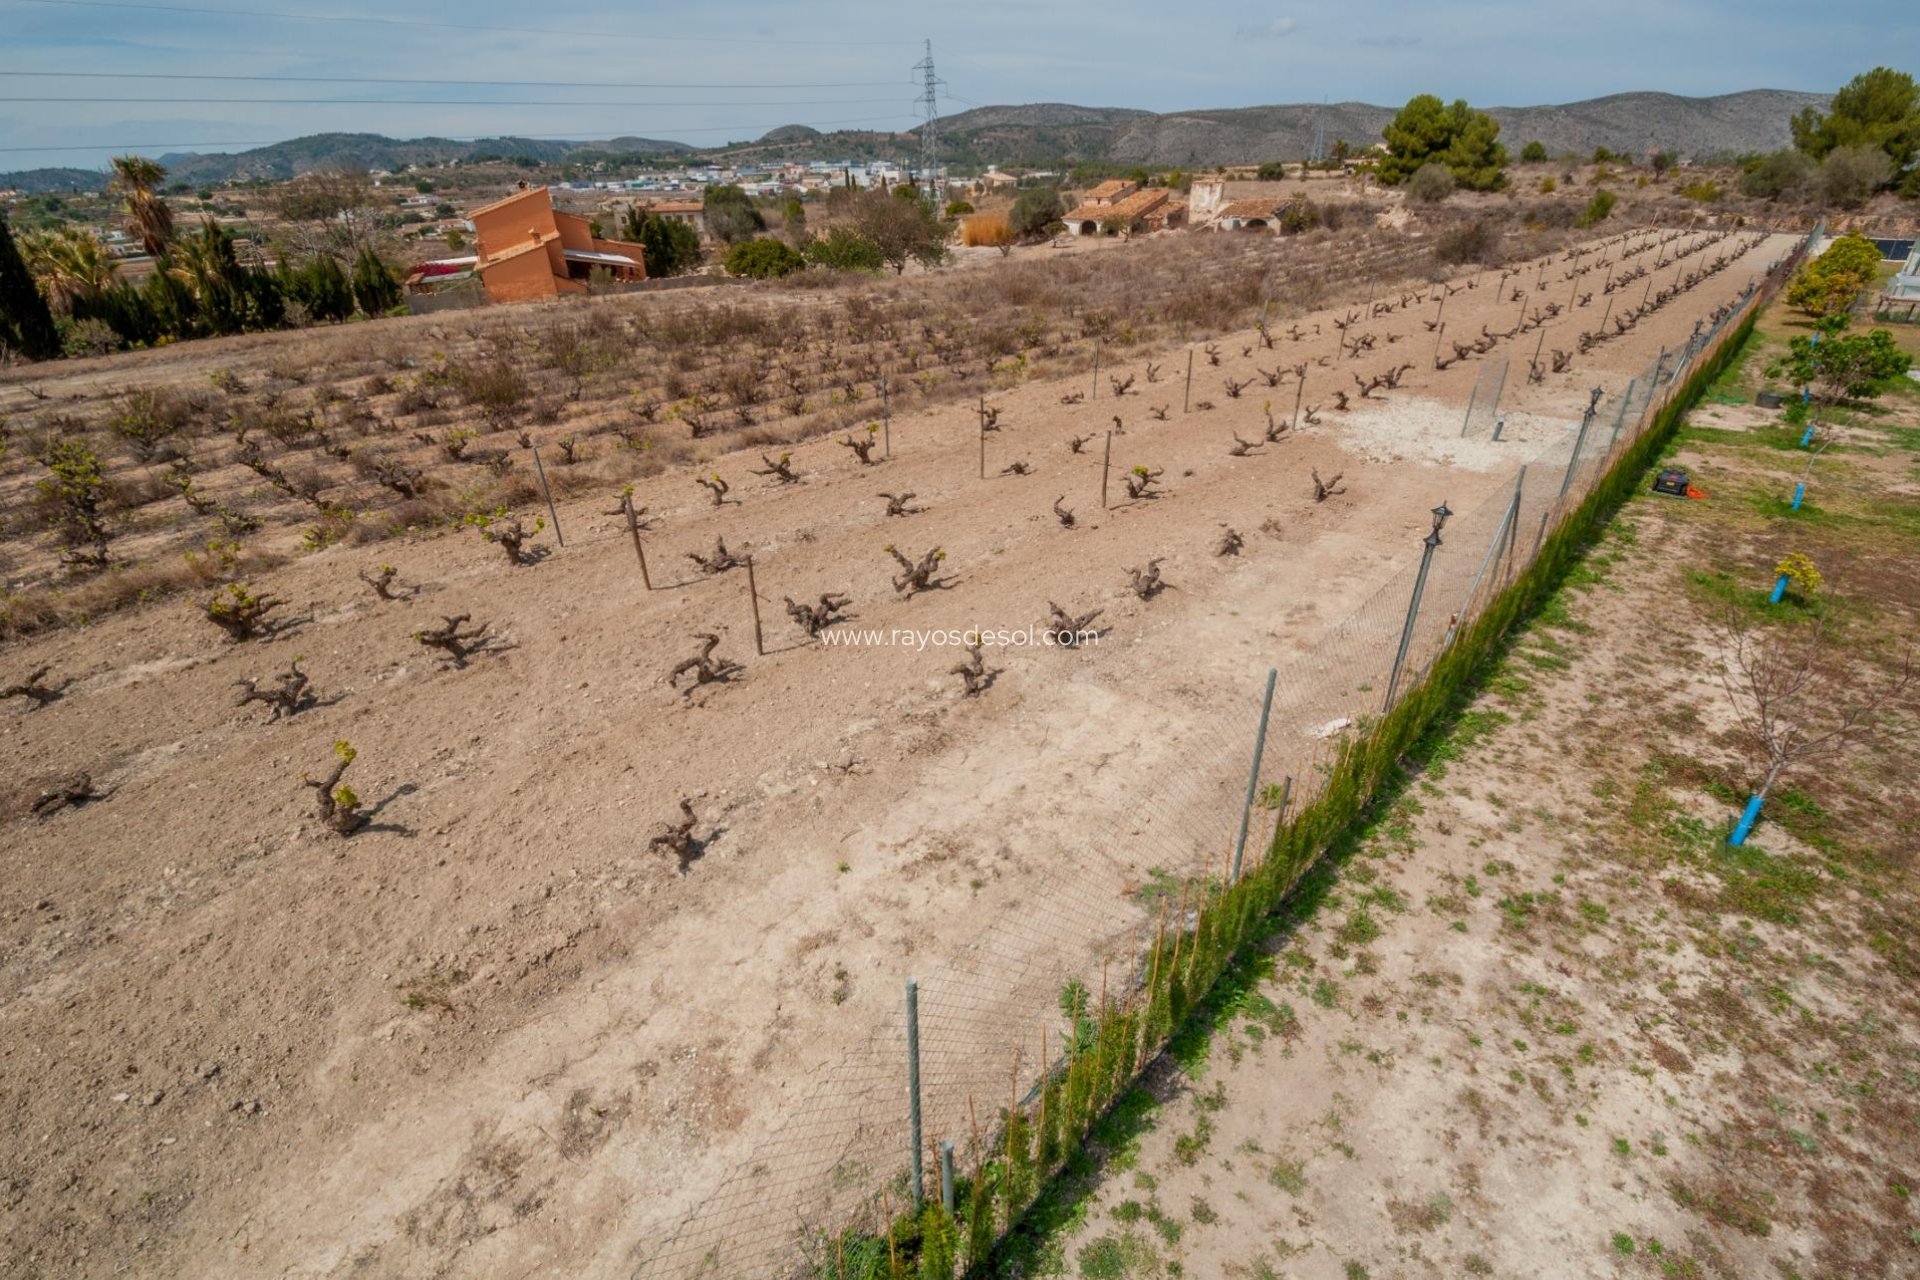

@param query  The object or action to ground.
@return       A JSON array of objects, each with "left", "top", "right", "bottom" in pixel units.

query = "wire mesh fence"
[
  {"left": 630, "top": 223, "right": 1820, "bottom": 1280},
  {"left": 1459, "top": 354, "right": 1510, "bottom": 439}
]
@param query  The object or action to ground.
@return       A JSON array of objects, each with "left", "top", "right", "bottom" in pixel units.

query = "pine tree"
[{"left": 0, "top": 210, "right": 60, "bottom": 360}]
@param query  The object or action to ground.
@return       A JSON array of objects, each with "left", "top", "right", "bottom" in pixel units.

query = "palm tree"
[
  {"left": 20, "top": 227, "right": 117, "bottom": 313},
  {"left": 110, "top": 154, "right": 175, "bottom": 257}
]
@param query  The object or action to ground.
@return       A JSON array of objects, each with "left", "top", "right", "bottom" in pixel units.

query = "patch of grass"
[
  {"left": 1668, "top": 1179, "right": 1772, "bottom": 1237},
  {"left": 1268, "top": 1157, "right": 1307, "bottom": 1193},
  {"left": 1076, "top": 1229, "right": 1159, "bottom": 1279}
]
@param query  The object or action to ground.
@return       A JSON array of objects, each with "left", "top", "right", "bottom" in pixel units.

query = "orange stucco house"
[{"left": 468, "top": 184, "right": 648, "bottom": 303}]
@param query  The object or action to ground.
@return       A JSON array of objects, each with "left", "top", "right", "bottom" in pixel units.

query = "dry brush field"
[{"left": 0, "top": 213, "right": 1793, "bottom": 1278}]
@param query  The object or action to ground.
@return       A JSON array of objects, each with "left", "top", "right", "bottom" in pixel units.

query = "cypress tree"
[
  {"left": 0, "top": 210, "right": 60, "bottom": 360},
  {"left": 142, "top": 260, "right": 197, "bottom": 340},
  {"left": 351, "top": 246, "right": 401, "bottom": 315}
]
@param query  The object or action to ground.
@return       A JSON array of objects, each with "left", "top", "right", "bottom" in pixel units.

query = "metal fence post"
[
  {"left": 906, "top": 977, "right": 924, "bottom": 1208},
  {"left": 1383, "top": 503, "right": 1450, "bottom": 714},
  {"left": 1183, "top": 348, "right": 1194, "bottom": 413},
  {"left": 1559, "top": 387, "right": 1604, "bottom": 503},
  {"left": 881, "top": 372, "right": 891, "bottom": 458},
  {"left": 1230, "top": 668, "right": 1278, "bottom": 884},
  {"left": 530, "top": 445, "right": 564, "bottom": 547},
  {"left": 939, "top": 1140, "right": 955, "bottom": 1214},
  {"left": 1605, "top": 377, "right": 1637, "bottom": 451},
  {"left": 1091, "top": 339, "right": 1101, "bottom": 401}
]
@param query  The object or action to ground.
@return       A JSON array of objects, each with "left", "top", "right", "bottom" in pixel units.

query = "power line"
[
  {"left": 4, "top": 0, "right": 923, "bottom": 45},
  {"left": 0, "top": 69, "right": 912, "bottom": 90},
  {"left": 0, "top": 117, "right": 916, "bottom": 156}
]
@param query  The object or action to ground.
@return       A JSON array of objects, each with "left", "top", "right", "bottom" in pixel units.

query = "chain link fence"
[{"left": 629, "top": 222, "right": 1820, "bottom": 1280}]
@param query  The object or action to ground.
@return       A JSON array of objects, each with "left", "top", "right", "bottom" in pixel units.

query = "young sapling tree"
[
  {"left": 839, "top": 426, "right": 882, "bottom": 465},
  {"left": 1227, "top": 433, "right": 1262, "bottom": 457},
  {"left": 468, "top": 511, "right": 545, "bottom": 566},
  {"left": 649, "top": 797, "right": 702, "bottom": 873},
  {"left": 1311, "top": 468, "right": 1347, "bottom": 502},
  {"left": 205, "top": 583, "right": 283, "bottom": 642},
  {"left": 950, "top": 636, "right": 1001, "bottom": 697},
  {"left": 233, "top": 656, "right": 314, "bottom": 721},
  {"left": 696, "top": 473, "right": 731, "bottom": 506},
  {"left": 1045, "top": 602, "right": 1103, "bottom": 648},
  {"left": 1052, "top": 496, "right": 1077, "bottom": 529},
  {"left": 878, "top": 491, "right": 923, "bottom": 517},
  {"left": 750, "top": 452, "right": 801, "bottom": 485},
  {"left": 669, "top": 632, "right": 743, "bottom": 694},
  {"left": 887, "top": 545, "right": 948, "bottom": 596},
  {"left": 415, "top": 614, "right": 493, "bottom": 668},
  {"left": 784, "top": 593, "right": 852, "bottom": 637},
  {"left": 686, "top": 536, "right": 746, "bottom": 575},
  {"left": 1125, "top": 559, "right": 1168, "bottom": 600},
  {"left": 1710, "top": 610, "right": 1916, "bottom": 844},
  {"left": 304, "top": 740, "right": 364, "bottom": 835},
  {"left": 1123, "top": 465, "right": 1164, "bottom": 501},
  {"left": 358, "top": 565, "right": 407, "bottom": 600}
]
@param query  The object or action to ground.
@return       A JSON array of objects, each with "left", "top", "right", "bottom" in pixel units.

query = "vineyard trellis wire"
[{"left": 629, "top": 222, "right": 1822, "bottom": 1280}]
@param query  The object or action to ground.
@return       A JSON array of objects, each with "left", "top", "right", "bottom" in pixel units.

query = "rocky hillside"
[{"left": 946, "top": 89, "right": 1828, "bottom": 167}]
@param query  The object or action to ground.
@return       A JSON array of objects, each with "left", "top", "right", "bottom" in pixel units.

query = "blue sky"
[{"left": 1, "top": 0, "right": 1911, "bottom": 170}]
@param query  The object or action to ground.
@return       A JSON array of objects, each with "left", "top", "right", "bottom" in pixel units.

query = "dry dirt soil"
[
  {"left": 1027, "top": 301, "right": 1920, "bottom": 1280},
  {"left": 0, "top": 226, "right": 1792, "bottom": 1279}
]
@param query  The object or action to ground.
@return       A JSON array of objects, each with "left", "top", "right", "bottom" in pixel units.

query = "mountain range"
[{"left": 0, "top": 89, "right": 1829, "bottom": 193}]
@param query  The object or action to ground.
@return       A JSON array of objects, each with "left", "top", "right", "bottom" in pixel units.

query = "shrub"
[
  {"left": 60, "top": 316, "right": 120, "bottom": 357},
  {"left": 702, "top": 184, "right": 764, "bottom": 244},
  {"left": 1405, "top": 162, "right": 1456, "bottom": 203},
  {"left": 802, "top": 227, "right": 885, "bottom": 272},
  {"left": 1433, "top": 219, "right": 1498, "bottom": 265},
  {"left": 1787, "top": 233, "right": 1883, "bottom": 317},
  {"left": 960, "top": 212, "right": 1016, "bottom": 253},
  {"left": 1775, "top": 552, "right": 1822, "bottom": 599},
  {"left": 944, "top": 199, "right": 974, "bottom": 217},
  {"left": 1740, "top": 149, "right": 1815, "bottom": 200},
  {"left": 1009, "top": 186, "right": 1065, "bottom": 238},
  {"left": 724, "top": 237, "right": 805, "bottom": 279},
  {"left": 619, "top": 208, "right": 702, "bottom": 276},
  {"left": 1520, "top": 140, "right": 1548, "bottom": 163},
  {"left": 1818, "top": 145, "right": 1893, "bottom": 210},
  {"left": 1277, "top": 197, "right": 1319, "bottom": 234},
  {"left": 1576, "top": 189, "right": 1616, "bottom": 227},
  {"left": 1680, "top": 180, "right": 1721, "bottom": 202},
  {"left": 1538, "top": 175, "right": 1557, "bottom": 193},
  {"left": 1256, "top": 161, "right": 1291, "bottom": 180}
]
